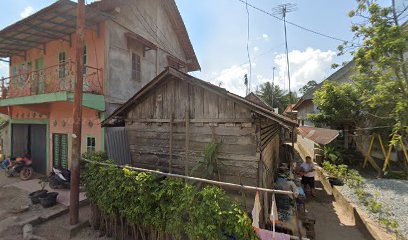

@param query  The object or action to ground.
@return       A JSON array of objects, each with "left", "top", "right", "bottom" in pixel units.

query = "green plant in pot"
[{"left": 28, "top": 177, "right": 49, "bottom": 204}]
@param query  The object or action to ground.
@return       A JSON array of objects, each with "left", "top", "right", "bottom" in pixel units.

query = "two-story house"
[{"left": 0, "top": 0, "right": 199, "bottom": 174}]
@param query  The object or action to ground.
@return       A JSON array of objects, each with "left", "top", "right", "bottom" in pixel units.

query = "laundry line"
[{"left": 81, "top": 158, "right": 295, "bottom": 196}]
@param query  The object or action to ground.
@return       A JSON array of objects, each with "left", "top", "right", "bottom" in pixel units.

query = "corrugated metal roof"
[
  {"left": 297, "top": 126, "right": 339, "bottom": 145},
  {"left": 0, "top": 0, "right": 107, "bottom": 58}
]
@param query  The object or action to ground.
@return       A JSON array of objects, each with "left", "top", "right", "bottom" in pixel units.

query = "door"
[
  {"left": 53, "top": 133, "right": 68, "bottom": 169},
  {"left": 30, "top": 125, "right": 47, "bottom": 174},
  {"left": 11, "top": 124, "right": 29, "bottom": 157},
  {"left": 34, "top": 58, "right": 44, "bottom": 94},
  {"left": 11, "top": 124, "right": 47, "bottom": 174}
]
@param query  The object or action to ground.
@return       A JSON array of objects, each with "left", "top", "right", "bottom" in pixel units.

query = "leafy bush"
[
  {"left": 82, "top": 152, "right": 258, "bottom": 240},
  {"left": 191, "top": 141, "right": 223, "bottom": 180},
  {"left": 320, "top": 146, "right": 344, "bottom": 165}
]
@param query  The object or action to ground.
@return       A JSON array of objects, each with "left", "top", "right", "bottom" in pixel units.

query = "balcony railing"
[{"left": 0, "top": 61, "right": 103, "bottom": 99}]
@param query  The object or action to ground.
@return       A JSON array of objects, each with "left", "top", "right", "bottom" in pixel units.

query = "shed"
[{"left": 103, "top": 68, "right": 298, "bottom": 212}]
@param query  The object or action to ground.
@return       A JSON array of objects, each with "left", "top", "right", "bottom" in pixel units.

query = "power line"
[
  {"left": 235, "top": 0, "right": 351, "bottom": 43},
  {"left": 245, "top": 0, "right": 252, "bottom": 93}
]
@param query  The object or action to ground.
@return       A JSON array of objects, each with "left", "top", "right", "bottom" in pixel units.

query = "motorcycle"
[
  {"left": 49, "top": 167, "right": 71, "bottom": 189},
  {"left": 0, "top": 157, "right": 34, "bottom": 180}
]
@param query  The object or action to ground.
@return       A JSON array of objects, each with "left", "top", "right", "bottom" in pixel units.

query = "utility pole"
[
  {"left": 273, "top": 3, "right": 296, "bottom": 103},
  {"left": 272, "top": 66, "right": 276, "bottom": 108},
  {"left": 70, "top": 0, "right": 85, "bottom": 225}
]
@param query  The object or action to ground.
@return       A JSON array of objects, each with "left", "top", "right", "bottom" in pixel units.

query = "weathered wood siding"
[
  {"left": 257, "top": 118, "right": 281, "bottom": 223},
  {"left": 125, "top": 78, "right": 263, "bottom": 186}
]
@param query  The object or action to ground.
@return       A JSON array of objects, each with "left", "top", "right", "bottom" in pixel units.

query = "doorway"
[{"left": 11, "top": 124, "right": 47, "bottom": 174}]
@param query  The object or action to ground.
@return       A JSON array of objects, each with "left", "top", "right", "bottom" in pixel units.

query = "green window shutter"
[
  {"left": 61, "top": 134, "right": 68, "bottom": 169},
  {"left": 53, "top": 134, "right": 68, "bottom": 169}
]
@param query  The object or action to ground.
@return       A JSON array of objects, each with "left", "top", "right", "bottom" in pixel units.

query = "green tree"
[
  {"left": 299, "top": 80, "right": 318, "bottom": 95},
  {"left": 256, "top": 82, "right": 289, "bottom": 113},
  {"left": 309, "top": 81, "right": 360, "bottom": 127},
  {"left": 339, "top": 0, "right": 408, "bottom": 135}
]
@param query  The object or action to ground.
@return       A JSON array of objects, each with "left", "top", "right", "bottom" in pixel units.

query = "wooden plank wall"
[
  {"left": 125, "top": 78, "right": 262, "bottom": 186},
  {"left": 258, "top": 117, "right": 281, "bottom": 225}
]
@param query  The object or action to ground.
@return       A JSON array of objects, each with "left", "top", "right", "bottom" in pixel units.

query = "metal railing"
[{"left": 0, "top": 61, "right": 103, "bottom": 99}]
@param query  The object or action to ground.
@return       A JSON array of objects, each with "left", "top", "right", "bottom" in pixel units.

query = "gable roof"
[
  {"left": 102, "top": 68, "right": 298, "bottom": 129},
  {"left": 245, "top": 92, "right": 273, "bottom": 110},
  {"left": 90, "top": 0, "right": 200, "bottom": 71},
  {"left": 293, "top": 60, "right": 355, "bottom": 110},
  {"left": 284, "top": 104, "right": 296, "bottom": 113}
]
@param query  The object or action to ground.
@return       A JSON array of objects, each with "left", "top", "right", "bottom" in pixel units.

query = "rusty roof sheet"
[{"left": 298, "top": 126, "right": 339, "bottom": 145}]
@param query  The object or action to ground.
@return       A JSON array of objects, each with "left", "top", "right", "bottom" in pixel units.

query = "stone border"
[{"left": 316, "top": 168, "right": 396, "bottom": 240}]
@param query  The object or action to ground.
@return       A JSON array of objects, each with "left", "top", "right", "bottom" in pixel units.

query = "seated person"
[{"left": 274, "top": 167, "right": 299, "bottom": 222}]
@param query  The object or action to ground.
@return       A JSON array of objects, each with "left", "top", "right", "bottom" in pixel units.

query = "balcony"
[{"left": 1, "top": 61, "right": 103, "bottom": 99}]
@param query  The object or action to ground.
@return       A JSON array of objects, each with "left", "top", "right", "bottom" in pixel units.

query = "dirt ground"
[
  {"left": 0, "top": 153, "right": 371, "bottom": 240},
  {"left": 305, "top": 178, "right": 369, "bottom": 240},
  {"left": 294, "top": 144, "right": 369, "bottom": 240}
]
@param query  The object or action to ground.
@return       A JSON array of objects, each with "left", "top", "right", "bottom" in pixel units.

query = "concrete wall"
[
  {"left": 296, "top": 134, "right": 316, "bottom": 160},
  {"left": 104, "top": 0, "right": 189, "bottom": 115}
]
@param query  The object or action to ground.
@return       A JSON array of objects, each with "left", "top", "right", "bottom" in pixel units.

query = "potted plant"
[
  {"left": 28, "top": 177, "right": 48, "bottom": 204},
  {"left": 39, "top": 192, "right": 59, "bottom": 208}
]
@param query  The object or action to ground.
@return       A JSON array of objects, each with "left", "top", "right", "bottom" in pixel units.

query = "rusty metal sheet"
[{"left": 297, "top": 126, "right": 339, "bottom": 145}]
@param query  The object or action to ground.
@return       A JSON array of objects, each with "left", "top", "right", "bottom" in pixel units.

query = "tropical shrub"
[{"left": 82, "top": 152, "right": 258, "bottom": 240}]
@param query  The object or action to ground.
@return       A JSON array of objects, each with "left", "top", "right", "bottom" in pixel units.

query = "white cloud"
[
  {"left": 203, "top": 64, "right": 251, "bottom": 96},
  {"left": 262, "top": 34, "right": 269, "bottom": 39},
  {"left": 20, "top": 6, "right": 35, "bottom": 19},
  {"left": 253, "top": 46, "right": 259, "bottom": 52},
  {"left": 274, "top": 47, "right": 336, "bottom": 93}
]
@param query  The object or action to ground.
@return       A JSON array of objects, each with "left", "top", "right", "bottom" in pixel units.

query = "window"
[
  {"left": 86, "top": 136, "right": 96, "bottom": 153},
  {"left": 131, "top": 52, "right": 141, "bottom": 81},
  {"left": 19, "top": 63, "right": 25, "bottom": 83},
  {"left": 58, "top": 51, "right": 67, "bottom": 78},
  {"left": 53, "top": 133, "right": 68, "bottom": 169},
  {"left": 27, "top": 62, "right": 32, "bottom": 73},
  {"left": 12, "top": 66, "right": 17, "bottom": 82}
]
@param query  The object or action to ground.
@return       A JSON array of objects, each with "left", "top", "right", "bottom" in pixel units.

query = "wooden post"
[
  {"left": 185, "top": 109, "right": 190, "bottom": 176},
  {"left": 344, "top": 125, "right": 349, "bottom": 149},
  {"left": 70, "top": 0, "right": 85, "bottom": 226},
  {"left": 400, "top": 138, "right": 408, "bottom": 165},
  {"left": 169, "top": 113, "right": 173, "bottom": 174},
  {"left": 363, "top": 135, "right": 375, "bottom": 168},
  {"left": 383, "top": 144, "right": 393, "bottom": 172},
  {"left": 378, "top": 135, "right": 387, "bottom": 157}
]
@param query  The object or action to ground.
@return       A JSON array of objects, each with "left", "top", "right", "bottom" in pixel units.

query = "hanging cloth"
[
  {"left": 252, "top": 192, "right": 261, "bottom": 228},
  {"left": 254, "top": 228, "right": 291, "bottom": 240},
  {"left": 270, "top": 193, "right": 279, "bottom": 237}
]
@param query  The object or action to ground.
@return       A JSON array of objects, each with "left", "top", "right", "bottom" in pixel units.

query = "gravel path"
[{"left": 338, "top": 178, "right": 408, "bottom": 238}]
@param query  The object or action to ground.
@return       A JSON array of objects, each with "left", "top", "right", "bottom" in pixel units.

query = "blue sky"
[{"left": 0, "top": 0, "right": 404, "bottom": 96}]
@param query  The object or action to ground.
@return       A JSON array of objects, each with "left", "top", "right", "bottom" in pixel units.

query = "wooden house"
[{"left": 103, "top": 68, "right": 298, "bottom": 195}]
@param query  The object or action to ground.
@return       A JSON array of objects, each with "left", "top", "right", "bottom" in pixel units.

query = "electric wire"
[
  {"left": 235, "top": 0, "right": 353, "bottom": 44},
  {"left": 132, "top": 5, "right": 180, "bottom": 58}
]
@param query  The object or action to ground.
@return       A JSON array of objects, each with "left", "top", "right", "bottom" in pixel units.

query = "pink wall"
[
  {"left": 9, "top": 102, "right": 103, "bottom": 172},
  {"left": 49, "top": 102, "right": 102, "bottom": 170},
  {"left": 9, "top": 23, "right": 105, "bottom": 94}
]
